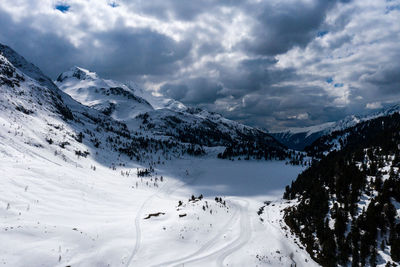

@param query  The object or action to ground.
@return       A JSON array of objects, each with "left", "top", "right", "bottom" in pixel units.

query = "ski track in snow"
[
  {"left": 124, "top": 191, "right": 147, "bottom": 267},
  {"left": 153, "top": 199, "right": 241, "bottom": 267},
  {"left": 216, "top": 199, "right": 251, "bottom": 266},
  {"left": 126, "top": 166, "right": 254, "bottom": 267},
  {"left": 158, "top": 198, "right": 251, "bottom": 267},
  {"left": 121, "top": 159, "right": 315, "bottom": 267},
  {"left": 126, "top": 170, "right": 196, "bottom": 267}
]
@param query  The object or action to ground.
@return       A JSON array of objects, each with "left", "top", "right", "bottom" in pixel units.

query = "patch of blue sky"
[
  {"left": 317, "top": 31, "right": 328, "bottom": 37},
  {"left": 55, "top": 4, "right": 70, "bottom": 13},
  {"left": 109, "top": 1, "right": 119, "bottom": 8},
  {"left": 385, "top": 5, "right": 400, "bottom": 13},
  {"left": 334, "top": 83, "right": 344, "bottom": 88}
]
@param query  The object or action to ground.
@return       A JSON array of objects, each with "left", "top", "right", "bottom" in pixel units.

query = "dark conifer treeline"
[
  {"left": 217, "top": 140, "right": 308, "bottom": 165},
  {"left": 284, "top": 113, "right": 400, "bottom": 266}
]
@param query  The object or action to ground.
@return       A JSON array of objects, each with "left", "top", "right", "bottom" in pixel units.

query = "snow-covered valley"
[
  {"left": 0, "top": 43, "right": 317, "bottom": 267},
  {"left": 4, "top": 35, "right": 399, "bottom": 266},
  {"left": 2, "top": 0, "right": 400, "bottom": 265},
  {"left": 0, "top": 144, "right": 316, "bottom": 267}
]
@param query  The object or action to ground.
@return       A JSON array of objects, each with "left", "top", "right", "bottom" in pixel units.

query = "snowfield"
[
  {"left": 0, "top": 43, "right": 318, "bottom": 266},
  {"left": 0, "top": 146, "right": 317, "bottom": 266}
]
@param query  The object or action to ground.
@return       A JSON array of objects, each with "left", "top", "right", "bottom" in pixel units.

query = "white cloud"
[
  {"left": 0, "top": 0, "right": 399, "bottom": 130},
  {"left": 366, "top": 102, "right": 382, "bottom": 109},
  {"left": 288, "top": 113, "right": 309, "bottom": 120}
]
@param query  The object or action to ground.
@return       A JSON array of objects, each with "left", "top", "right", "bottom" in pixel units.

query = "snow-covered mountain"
[
  {"left": 0, "top": 44, "right": 60, "bottom": 92},
  {"left": 56, "top": 67, "right": 153, "bottom": 120},
  {"left": 56, "top": 67, "right": 283, "bottom": 149},
  {"left": 0, "top": 46, "right": 74, "bottom": 122},
  {"left": 304, "top": 105, "right": 400, "bottom": 156},
  {"left": 0, "top": 44, "right": 205, "bottom": 168},
  {"left": 0, "top": 43, "right": 317, "bottom": 267},
  {"left": 272, "top": 105, "right": 400, "bottom": 150},
  {"left": 284, "top": 112, "right": 400, "bottom": 265},
  {"left": 56, "top": 66, "right": 189, "bottom": 115},
  {"left": 270, "top": 122, "right": 336, "bottom": 151},
  {"left": 0, "top": 42, "right": 288, "bottom": 165}
]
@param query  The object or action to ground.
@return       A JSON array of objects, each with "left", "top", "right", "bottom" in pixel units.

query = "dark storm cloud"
[
  {"left": 0, "top": 6, "right": 190, "bottom": 80},
  {"left": 240, "top": 1, "right": 338, "bottom": 56},
  {"left": 215, "top": 58, "right": 278, "bottom": 97},
  {"left": 0, "top": 8, "right": 80, "bottom": 77},
  {"left": 0, "top": 0, "right": 399, "bottom": 130},
  {"left": 160, "top": 78, "right": 223, "bottom": 104},
  {"left": 363, "top": 65, "right": 400, "bottom": 92},
  {"left": 90, "top": 27, "right": 191, "bottom": 78},
  {"left": 226, "top": 84, "right": 342, "bottom": 129}
]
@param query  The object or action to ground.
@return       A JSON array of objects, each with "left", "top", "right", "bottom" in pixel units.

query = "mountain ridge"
[
  {"left": 283, "top": 112, "right": 400, "bottom": 266},
  {"left": 272, "top": 105, "right": 400, "bottom": 150},
  {"left": 55, "top": 65, "right": 287, "bottom": 153}
]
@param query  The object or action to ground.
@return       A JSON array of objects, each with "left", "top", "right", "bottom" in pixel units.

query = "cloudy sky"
[{"left": 1, "top": 0, "right": 399, "bottom": 130}]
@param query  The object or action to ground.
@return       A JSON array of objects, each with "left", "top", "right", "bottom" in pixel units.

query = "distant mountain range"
[
  {"left": 271, "top": 104, "right": 400, "bottom": 150},
  {"left": 4, "top": 40, "right": 400, "bottom": 158},
  {"left": 0, "top": 43, "right": 287, "bottom": 161},
  {"left": 54, "top": 66, "right": 284, "bottom": 150}
]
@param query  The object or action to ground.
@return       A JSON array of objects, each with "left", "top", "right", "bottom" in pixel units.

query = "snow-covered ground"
[
  {"left": 0, "top": 147, "right": 317, "bottom": 266},
  {"left": 0, "top": 43, "right": 317, "bottom": 266}
]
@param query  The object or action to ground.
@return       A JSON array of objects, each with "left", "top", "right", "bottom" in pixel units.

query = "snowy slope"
[
  {"left": 283, "top": 113, "right": 400, "bottom": 266},
  {"left": 0, "top": 150, "right": 317, "bottom": 266},
  {"left": 0, "top": 43, "right": 318, "bottom": 266},
  {"left": 0, "top": 44, "right": 60, "bottom": 92},
  {"left": 56, "top": 67, "right": 153, "bottom": 120},
  {"left": 271, "top": 122, "right": 335, "bottom": 151},
  {"left": 57, "top": 67, "right": 283, "bottom": 148},
  {"left": 0, "top": 45, "right": 193, "bottom": 163},
  {"left": 272, "top": 105, "right": 400, "bottom": 150},
  {"left": 133, "top": 107, "right": 282, "bottom": 147},
  {"left": 274, "top": 122, "right": 336, "bottom": 137}
]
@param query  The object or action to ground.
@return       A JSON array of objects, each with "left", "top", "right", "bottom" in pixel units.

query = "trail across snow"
[
  {"left": 0, "top": 149, "right": 318, "bottom": 266},
  {"left": 176, "top": 199, "right": 252, "bottom": 267},
  {"left": 123, "top": 159, "right": 319, "bottom": 267},
  {"left": 126, "top": 172, "right": 196, "bottom": 266},
  {"left": 216, "top": 199, "right": 251, "bottom": 266},
  {"left": 154, "top": 198, "right": 248, "bottom": 267}
]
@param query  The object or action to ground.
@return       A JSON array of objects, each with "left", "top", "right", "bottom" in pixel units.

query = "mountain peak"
[
  {"left": 0, "top": 43, "right": 58, "bottom": 91},
  {"left": 56, "top": 66, "right": 98, "bottom": 82},
  {"left": 0, "top": 53, "right": 25, "bottom": 88}
]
